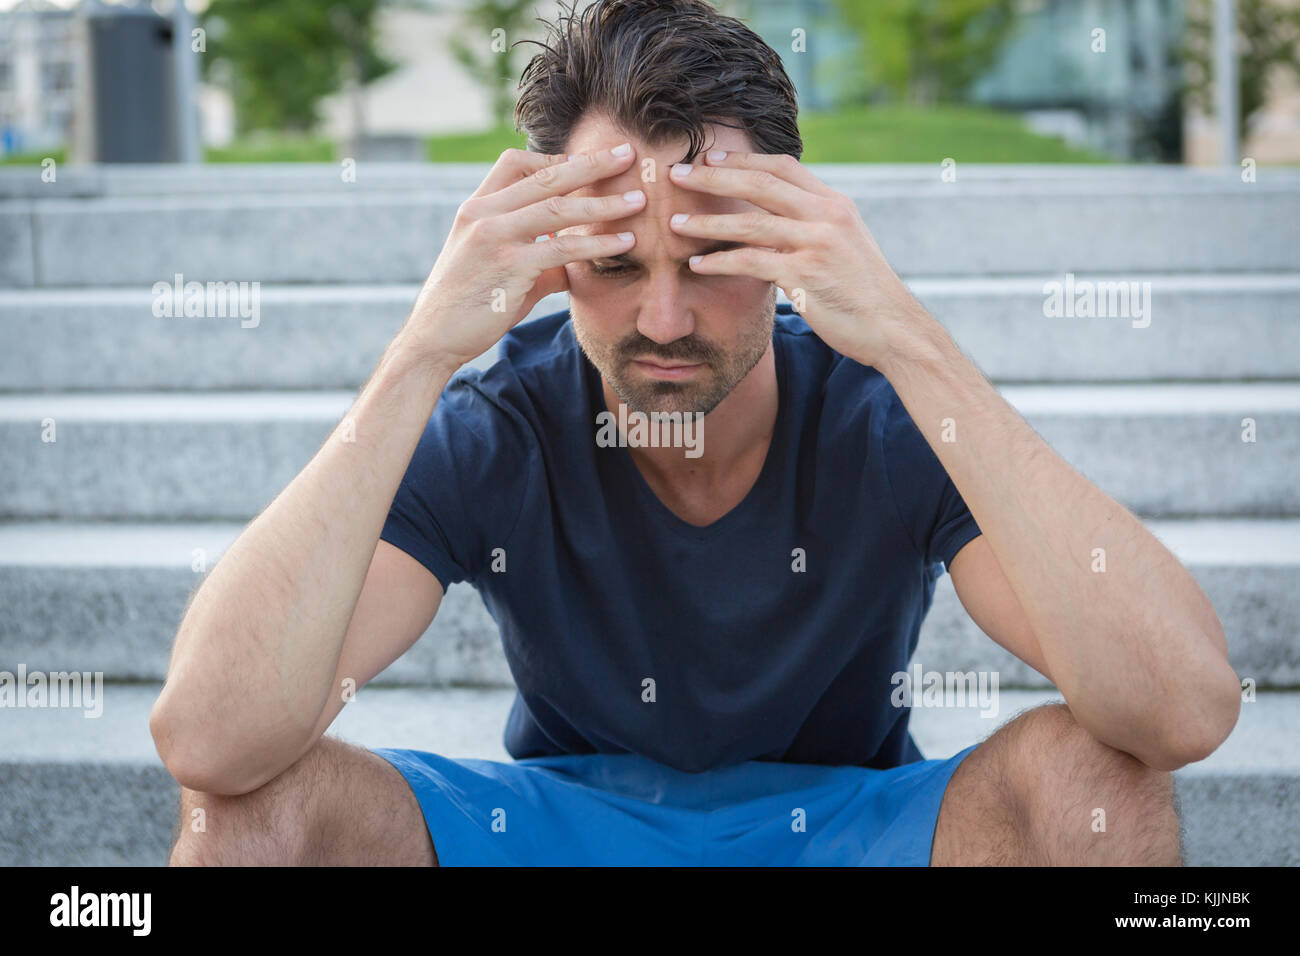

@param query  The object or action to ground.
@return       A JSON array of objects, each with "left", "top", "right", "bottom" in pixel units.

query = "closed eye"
[{"left": 589, "top": 241, "right": 746, "bottom": 279}]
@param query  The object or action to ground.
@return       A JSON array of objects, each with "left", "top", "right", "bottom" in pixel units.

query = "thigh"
[
  {"left": 930, "top": 704, "right": 1078, "bottom": 865},
  {"left": 930, "top": 735, "right": 1026, "bottom": 866}
]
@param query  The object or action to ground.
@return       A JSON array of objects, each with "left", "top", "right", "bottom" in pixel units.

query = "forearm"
[
  {"left": 876, "top": 307, "right": 1240, "bottom": 769},
  {"left": 151, "top": 332, "right": 457, "bottom": 790}
]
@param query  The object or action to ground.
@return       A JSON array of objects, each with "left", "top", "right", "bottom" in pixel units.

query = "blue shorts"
[{"left": 370, "top": 744, "right": 978, "bottom": 866}]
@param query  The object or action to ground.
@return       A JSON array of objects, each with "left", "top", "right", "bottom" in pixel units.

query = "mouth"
[{"left": 630, "top": 358, "right": 706, "bottom": 380}]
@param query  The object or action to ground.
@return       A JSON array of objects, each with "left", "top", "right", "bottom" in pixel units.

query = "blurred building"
[
  {"left": 0, "top": 0, "right": 78, "bottom": 156},
  {"left": 744, "top": 0, "right": 1299, "bottom": 164},
  {"left": 318, "top": 0, "right": 522, "bottom": 142},
  {"left": 739, "top": 0, "right": 1187, "bottom": 160},
  {"left": 967, "top": 0, "right": 1186, "bottom": 161}
]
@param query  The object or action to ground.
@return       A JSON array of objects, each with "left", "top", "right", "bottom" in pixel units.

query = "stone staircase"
[{"left": 0, "top": 163, "right": 1296, "bottom": 865}]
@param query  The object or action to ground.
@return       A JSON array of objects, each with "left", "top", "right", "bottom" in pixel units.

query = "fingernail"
[
  {"left": 618, "top": 232, "right": 634, "bottom": 241},
  {"left": 707, "top": 150, "right": 726, "bottom": 163},
  {"left": 689, "top": 255, "right": 703, "bottom": 267},
  {"left": 623, "top": 189, "right": 644, "bottom": 203},
  {"left": 611, "top": 142, "right": 631, "bottom": 157},
  {"left": 671, "top": 213, "right": 690, "bottom": 226},
  {"left": 671, "top": 163, "right": 692, "bottom": 177}
]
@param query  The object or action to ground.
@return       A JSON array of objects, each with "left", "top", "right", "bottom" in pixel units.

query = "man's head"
[{"left": 514, "top": 0, "right": 802, "bottom": 417}]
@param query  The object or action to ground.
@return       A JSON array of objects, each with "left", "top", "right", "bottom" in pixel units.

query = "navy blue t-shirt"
[{"left": 380, "top": 303, "right": 982, "bottom": 773}]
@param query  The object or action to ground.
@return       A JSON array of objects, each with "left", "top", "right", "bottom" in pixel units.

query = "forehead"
[{"left": 562, "top": 112, "right": 759, "bottom": 218}]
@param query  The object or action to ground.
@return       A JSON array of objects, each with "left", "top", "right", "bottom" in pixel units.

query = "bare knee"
[
  {"left": 1002, "top": 702, "right": 1172, "bottom": 795},
  {"left": 998, "top": 702, "right": 1181, "bottom": 864},
  {"left": 168, "top": 737, "right": 341, "bottom": 866}
]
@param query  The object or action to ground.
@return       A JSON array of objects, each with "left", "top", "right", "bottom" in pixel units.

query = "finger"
[
  {"left": 669, "top": 210, "right": 810, "bottom": 251},
  {"left": 529, "top": 229, "right": 636, "bottom": 272},
  {"left": 668, "top": 160, "right": 830, "bottom": 221},
  {"left": 475, "top": 142, "right": 637, "bottom": 218},
  {"left": 701, "top": 149, "right": 842, "bottom": 201},
  {"left": 503, "top": 187, "right": 645, "bottom": 243},
  {"left": 469, "top": 147, "right": 566, "bottom": 200},
  {"left": 687, "top": 245, "right": 785, "bottom": 285}
]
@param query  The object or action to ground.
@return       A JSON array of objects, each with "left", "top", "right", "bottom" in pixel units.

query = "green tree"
[
  {"left": 447, "top": 1, "right": 543, "bottom": 129},
  {"left": 1181, "top": 0, "right": 1300, "bottom": 143},
  {"left": 831, "top": 0, "right": 1020, "bottom": 106},
  {"left": 201, "top": 0, "right": 395, "bottom": 134}
]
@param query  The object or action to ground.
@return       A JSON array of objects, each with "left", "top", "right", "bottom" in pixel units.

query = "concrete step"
[
  {"left": 3, "top": 276, "right": 1297, "bottom": 391},
  {"left": 3, "top": 178, "right": 1296, "bottom": 287},
  {"left": 0, "top": 685, "right": 1293, "bottom": 865},
  {"left": 1, "top": 519, "right": 1296, "bottom": 689},
  {"left": 0, "top": 522, "right": 511, "bottom": 688},
  {"left": 3, "top": 162, "right": 1297, "bottom": 199},
  {"left": 1, "top": 384, "right": 1296, "bottom": 520}
]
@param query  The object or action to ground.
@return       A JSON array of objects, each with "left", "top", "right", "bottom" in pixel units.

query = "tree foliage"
[
  {"left": 831, "top": 0, "right": 1020, "bottom": 106},
  {"left": 201, "top": 0, "right": 395, "bottom": 134},
  {"left": 1181, "top": 0, "right": 1300, "bottom": 142},
  {"left": 447, "top": 1, "right": 546, "bottom": 129}
]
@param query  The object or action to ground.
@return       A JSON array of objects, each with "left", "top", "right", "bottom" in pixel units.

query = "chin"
[{"left": 615, "top": 379, "right": 727, "bottom": 418}]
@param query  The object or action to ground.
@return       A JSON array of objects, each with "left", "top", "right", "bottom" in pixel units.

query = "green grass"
[
  {"left": 0, "top": 148, "right": 66, "bottom": 167},
  {"left": 205, "top": 135, "right": 336, "bottom": 163},
  {"left": 0, "top": 136, "right": 336, "bottom": 164},
  {"left": 427, "top": 126, "right": 530, "bottom": 161},
  {"left": 799, "top": 106, "right": 1110, "bottom": 163}
]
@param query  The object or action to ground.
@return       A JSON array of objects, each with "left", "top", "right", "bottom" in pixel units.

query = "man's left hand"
[{"left": 668, "top": 150, "right": 929, "bottom": 369}]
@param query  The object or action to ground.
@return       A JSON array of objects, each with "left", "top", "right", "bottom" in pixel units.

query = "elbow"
[
  {"left": 149, "top": 694, "right": 266, "bottom": 797},
  {"left": 1149, "top": 659, "right": 1243, "bottom": 770}
]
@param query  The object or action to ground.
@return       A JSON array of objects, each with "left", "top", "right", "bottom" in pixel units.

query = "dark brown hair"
[{"left": 513, "top": 0, "right": 802, "bottom": 166}]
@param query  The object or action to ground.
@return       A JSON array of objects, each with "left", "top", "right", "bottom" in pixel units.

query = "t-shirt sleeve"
[
  {"left": 380, "top": 370, "right": 532, "bottom": 590},
  {"left": 881, "top": 390, "right": 982, "bottom": 574}
]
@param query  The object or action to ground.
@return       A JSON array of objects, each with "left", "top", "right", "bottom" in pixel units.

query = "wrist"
[
  {"left": 875, "top": 305, "right": 951, "bottom": 382},
  {"left": 388, "top": 329, "right": 465, "bottom": 381},
  {"left": 375, "top": 332, "right": 462, "bottom": 405}
]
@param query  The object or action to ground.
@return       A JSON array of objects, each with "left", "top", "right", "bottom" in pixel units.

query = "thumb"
[{"left": 518, "top": 261, "right": 569, "bottom": 321}]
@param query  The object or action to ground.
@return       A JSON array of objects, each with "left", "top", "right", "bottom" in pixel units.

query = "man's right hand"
[{"left": 400, "top": 142, "right": 644, "bottom": 370}]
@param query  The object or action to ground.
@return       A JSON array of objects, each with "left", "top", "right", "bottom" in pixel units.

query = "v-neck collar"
[{"left": 585, "top": 327, "right": 789, "bottom": 543}]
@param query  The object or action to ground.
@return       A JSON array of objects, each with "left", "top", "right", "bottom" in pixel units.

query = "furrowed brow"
[{"left": 593, "top": 239, "right": 746, "bottom": 265}]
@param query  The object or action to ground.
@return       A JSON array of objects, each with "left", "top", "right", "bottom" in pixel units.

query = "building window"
[{"left": 41, "top": 62, "right": 74, "bottom": 92}]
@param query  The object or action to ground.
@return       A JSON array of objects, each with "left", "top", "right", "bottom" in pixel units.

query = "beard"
[{"left": 572, "top": 284, "right": 777, "bottom": 417}]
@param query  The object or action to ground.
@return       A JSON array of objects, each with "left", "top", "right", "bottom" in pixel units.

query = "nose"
[{"left": 635, "top": 271, "right": 695, "bottom": 345}]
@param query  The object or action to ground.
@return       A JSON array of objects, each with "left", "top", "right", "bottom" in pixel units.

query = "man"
[{"left": 151, "top": 0, "right": 1240, "bottom": 866}]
